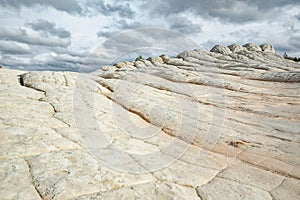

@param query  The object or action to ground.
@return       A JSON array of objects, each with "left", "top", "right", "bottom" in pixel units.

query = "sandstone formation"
[{"left": 0, "top": 43, "right": 299, "bottom": 199}]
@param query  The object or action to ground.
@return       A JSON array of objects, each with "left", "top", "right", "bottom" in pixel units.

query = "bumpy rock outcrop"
[
  {"left": 210, "top": 45, "right": 232, "bottom": 55},
  {"left": 0, "top": 44, "right": 299, "bottom": 199},
  {"left": 227, "top": 43, "right": 247, "bottom": 53},
  {"left": 260, "top": 43, "right": 276, "bottom": 53}
]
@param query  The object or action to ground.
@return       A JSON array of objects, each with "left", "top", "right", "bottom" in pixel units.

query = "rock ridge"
[{"left": 0, "top": 43, "right": 299, "bottom": 199}]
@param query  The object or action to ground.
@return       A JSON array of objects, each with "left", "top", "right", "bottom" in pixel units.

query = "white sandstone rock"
[
  {"left": 243, "top": 43, "right": 262, "bottom": 51},
  {"left": 0, "top": 43, "right": 299, "bottom": 199},
  {"left": 228, "top": 43, "right": 247, "bottom": 53},
  {"left": 260, "top": 43, "right": 276, "bottom": 53},
  {"left": 210, "top": 45, "right": 232, "bottom": 55}
]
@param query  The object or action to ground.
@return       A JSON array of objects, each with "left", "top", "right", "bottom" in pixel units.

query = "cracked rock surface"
[{"left": 0, "top": 44, "right": 299, "bottom": 199}]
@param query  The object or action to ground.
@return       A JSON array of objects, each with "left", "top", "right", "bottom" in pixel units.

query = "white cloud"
[
  {"left": 0, "top": 40, "right": 31, "bottom": 54},
  {"left": 0, "top": 27, "right": 71, "bottom": 47},
  {"left": 26, "top": 19, "right": 71, "bottom": 38},
  {"left": 0, "top": 0, "right": 300, "bottom": 71}
]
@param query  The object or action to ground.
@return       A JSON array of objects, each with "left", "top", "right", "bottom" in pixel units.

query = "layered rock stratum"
[{"left": 0, "top": 43, "right": 299, "bottom": 199}]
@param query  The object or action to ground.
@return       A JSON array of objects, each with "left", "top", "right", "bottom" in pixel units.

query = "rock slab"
[{"left": 0, "top": 44, "right": 300, "bottom": 199}]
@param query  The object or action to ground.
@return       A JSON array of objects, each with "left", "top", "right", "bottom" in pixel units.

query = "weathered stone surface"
[
  {"left": 260, "top": 43, "right": 276, "bottom": 53},
  {"left": 228, "top": 43, "right": 247, "bottom": 53},
  {"left": 0, "top": 159, "right": 41, "bottom": 200},
  {"left": 196, "top": 177, "right": 273, "bottom": 200},
  {"left": 243, "top": 43, "right": 262, "bottom": 51},
  {"left": 75, "top": 182, "right": 200, "bottom": 200},
  {"left": 0, "top": 43, "right": 299, "bottom": 199},
  {"left": 210, "top": 45, "right": 232, "bottom": 55},
  {"left": 270, "top": 178, "right": 300, "bottom": 200},
  {"left": 218, "top": 163, "right": 284, "bottom": 191},
  {"left": 26, "top": 150, "right": 153, "bottom": 199}
]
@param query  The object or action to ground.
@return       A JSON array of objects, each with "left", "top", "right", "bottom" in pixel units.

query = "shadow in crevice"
[{"left": 18, "top": 74, "right": 25, "bottom": 86}]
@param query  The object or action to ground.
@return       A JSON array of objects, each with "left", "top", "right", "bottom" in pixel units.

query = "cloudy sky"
[{"left": 0, "top": 0, "right": 299, "bottom": 72}]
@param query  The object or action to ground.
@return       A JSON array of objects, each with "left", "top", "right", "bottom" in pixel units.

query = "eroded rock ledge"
[{"left": 0, "top": 44, "right": 299, "bottom": 199}]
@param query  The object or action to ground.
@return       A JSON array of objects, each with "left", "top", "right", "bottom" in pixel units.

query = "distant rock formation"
[
  {"left": 210, "top": 43, "right": 276, "bottom": 54},
  {"left": 0, "top": 43, "right": 299, "bottom": 199}
]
